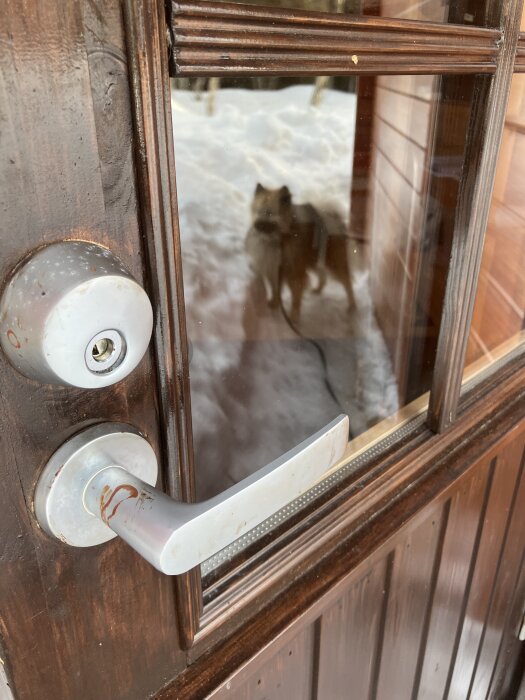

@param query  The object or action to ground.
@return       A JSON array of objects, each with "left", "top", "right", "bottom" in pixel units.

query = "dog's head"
[{"left": 251, "top": 184, "right": 292, "bottom": 235}]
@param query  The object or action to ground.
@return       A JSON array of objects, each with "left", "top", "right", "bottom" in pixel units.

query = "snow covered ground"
[{"left": 171, "top": 84, "right": 398, "bottom": 499}]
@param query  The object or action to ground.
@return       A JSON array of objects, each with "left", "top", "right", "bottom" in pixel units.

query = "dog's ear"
[
  {"left": 255, "top": 182, "right": 264, "bottom": 194},
  {"left": 279, "top": 185, "right": 292, "bottom": 205}
]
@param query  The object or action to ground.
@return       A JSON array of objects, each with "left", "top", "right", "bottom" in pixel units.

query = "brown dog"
[{"left": 245, "top": 183, "right": 355, "bottom": 323}]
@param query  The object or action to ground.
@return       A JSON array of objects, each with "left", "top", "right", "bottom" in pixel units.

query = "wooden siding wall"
[
  {"left": 365, "top": 0, "right": 448, "bottom": 402},
  {"left": 466, "top": 72, "right": 525, "bottom": 365},
  {"left": 217, "top": 425, "right": 525, "bottom": 700},
  {"left": 367, "top": 74, "right": 437, "bottom": 399}
]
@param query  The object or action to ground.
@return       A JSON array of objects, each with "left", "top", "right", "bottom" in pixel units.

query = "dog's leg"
[
  {"left": 311, "top": 76, "right": 331, "bottom": 107},
  {"left": 193, "top": 77, "right": 206, "bottom": 101},
  {"left": 344, "top": 276, "right": 356, "bottom": 309},
  {"left": 327, "top": 238, "right": 356, "bottom": 309},
  {"left": 268, "top": 264, "right": 280, "bottom": 309},
  {"left": 332, "top": 263, "right": 355, "bottom": 308},
  {"left": 313, "top": 265, "right": 327, "bottom": 294},
  {"left": 207, "top": 77, "right": 221, "bottom": 116},
  {"left": 288, "top": 273, "right": 306, "bottom": 324}
]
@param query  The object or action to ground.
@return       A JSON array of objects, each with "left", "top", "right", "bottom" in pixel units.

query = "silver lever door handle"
[{"left": 35, "top": 416, "right": 348, "bottom": 574}]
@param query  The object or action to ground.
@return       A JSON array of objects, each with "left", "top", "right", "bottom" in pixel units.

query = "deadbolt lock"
[{"left": 0, "top": 241, "right": 153, "bottom": 388}]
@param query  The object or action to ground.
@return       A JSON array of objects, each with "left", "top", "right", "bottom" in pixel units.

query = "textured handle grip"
[{"left": 83, "top": 415, "right": 349, "bottom": 574}]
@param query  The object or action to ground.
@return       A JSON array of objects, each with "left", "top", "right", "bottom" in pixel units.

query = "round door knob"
[{"left": 0, "top": 241, "right": 153, "bottom": 388}]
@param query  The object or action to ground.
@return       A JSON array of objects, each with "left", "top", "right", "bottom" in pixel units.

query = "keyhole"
[
  {"left": 85, "top": 330, "right": 126, "bottom": 374},
  {"left": 92, "top": 338, "right": 115, "bottom": 363}
]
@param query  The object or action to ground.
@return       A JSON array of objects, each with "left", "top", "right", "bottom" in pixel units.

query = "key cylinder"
[{"left": 0, "top": 241, "right": 153, "bottom": 388}]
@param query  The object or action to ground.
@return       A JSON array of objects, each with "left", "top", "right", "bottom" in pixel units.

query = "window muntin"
[{"left": 463, "top": 73, "right": 525, "bottom": 384}]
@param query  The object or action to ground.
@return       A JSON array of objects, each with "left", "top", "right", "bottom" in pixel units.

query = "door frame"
[{"left": 122, "top": 0, "right": 525, "bottom": 655}]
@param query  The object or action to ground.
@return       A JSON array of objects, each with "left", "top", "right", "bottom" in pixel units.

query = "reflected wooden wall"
[
  {"left": 366, "top": 74, "right": 437, "bottom": 399},
  {"left": 216, "top": 424, "right": 525, "bottom": 699},
  {"left": 466, "top": 71, "right": 525, "bottom": 365},
  {"left": 365, "top": 72, "right": 478, "bottom": 403}
]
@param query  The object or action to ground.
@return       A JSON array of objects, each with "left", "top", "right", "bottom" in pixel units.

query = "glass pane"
[
  {"left": 463, "top": 73, "right": 525, "bottom": 383},
  {"left": 171, "top": 74, "right": 478, "bottom": 504},
  {"left": 206, "top": 0, "right": 496, "bottom": 27}
]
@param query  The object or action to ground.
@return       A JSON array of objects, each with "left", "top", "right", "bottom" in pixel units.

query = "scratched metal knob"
[{"left": 0, "top": 241, "right": 153, "bottom": 388}]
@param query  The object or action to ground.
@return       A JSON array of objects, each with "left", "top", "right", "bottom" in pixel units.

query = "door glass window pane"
[
  {"left": 463, "top": 73, "right": 525, "bottom": 383},
  {"left": 171, "top": 74, "right": 478, "bottom": 502},
  {"left": 205, "top": 0, "right": 495, "bottom": 27}
]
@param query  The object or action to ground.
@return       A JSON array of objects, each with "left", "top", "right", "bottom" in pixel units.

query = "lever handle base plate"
[{"left": 34, "top": 423, "right": 158, "bottom": 546}]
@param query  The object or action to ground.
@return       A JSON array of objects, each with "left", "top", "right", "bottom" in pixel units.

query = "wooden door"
[{"left": 0, "top": 0, "right": 524, "bottom": 699}]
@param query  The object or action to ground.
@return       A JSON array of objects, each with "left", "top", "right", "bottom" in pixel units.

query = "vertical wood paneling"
[
  {"left": 204, "top": 428, "right": 525, "bottom": 700},
  {"left": 488, "top": 554, "right": 525, "bottom": 699},
  {"left": 446, "top": 446, "right": 523, "bottom": 698},
  {"left": 416, "top": 459, "right": 493, "bottom": 699},
  {"left": 375, "top": 509, "right": 444, "bottom": 700},
  {"left": 228, "top": 625, "right": 316, "bottom": 700},
  {"left": 518, "top": 671, "right": 525, "bottom": 700},
  {"left": 469, "top": 440, "right": 525, "bottom": 699},
  {"left": 316, "top": 560, "right": 387, "bottom": 700}
]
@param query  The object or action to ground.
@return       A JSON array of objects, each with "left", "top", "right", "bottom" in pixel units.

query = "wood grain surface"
[
  {"left": 122, "top": 0, "right": 202, "bottom": 649},
  {"left": 2, "top": 1, "right": 525, "bottom": 698},
  {"left": 169, "top": 0, "right": 500, "bottom": 76},
  {"left": 0, "top": 1, "right": 184, "bottom": 698},
  {"left": 517, "top": 34, "right": 525, "bottom": 71},
  {"left": 428, "top": 0, "right": 525, "bottom": 431},
  {"left": 158, "top": 418, "right": 525, "bottom": 698}
]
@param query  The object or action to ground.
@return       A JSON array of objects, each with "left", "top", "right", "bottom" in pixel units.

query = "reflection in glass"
[
  {"left": 464, "top": 74, "right": 525, "bottom": 380},
  {"left": 206, "top": 0, "right": 492, "bottom": 26},
  {"left": 171, "top": 75, "right": 476, "bottom": 500}
]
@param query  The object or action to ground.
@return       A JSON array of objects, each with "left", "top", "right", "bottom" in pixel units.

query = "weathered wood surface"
[{"left": 0, "top": 1, "right": 184, "bottom": 698}]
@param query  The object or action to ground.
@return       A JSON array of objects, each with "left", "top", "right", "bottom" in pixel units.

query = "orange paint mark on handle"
[
  {"left": 6, "top": 329, "right": 21, "bottom": 349},
  {"left": 100, "top": 484, "right": 139, "bottom": 524}
]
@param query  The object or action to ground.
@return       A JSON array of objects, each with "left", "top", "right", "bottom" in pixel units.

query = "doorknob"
[
  {"left": 34, "top": 416, "right": 349, "bottom": 574},
  {"left": 0, "top": 241, "right": 153, "bottom": 388}
]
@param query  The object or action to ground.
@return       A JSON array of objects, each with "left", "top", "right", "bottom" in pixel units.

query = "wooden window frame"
[{"left": 123, "top": 0, "right": 525, "bottom": 654}]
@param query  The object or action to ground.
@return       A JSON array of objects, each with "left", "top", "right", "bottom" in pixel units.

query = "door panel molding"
[
  {"left": 428, "top": 0, "right": 525, "bottom": 431},
  {"left": 169, "top": 0, "right": 500, "bottom": 76},
  {"left": 122, "top": 0, "right": 202, "bottom": 647},
  {"left": 128, "top": 0, "right": 525, "bottom": 655},
  {"left": 156, "top": 392, "right": 525, "bottom": 698},
  {"left": 189, "top": 355, "right": 525, "bottom": 656}
]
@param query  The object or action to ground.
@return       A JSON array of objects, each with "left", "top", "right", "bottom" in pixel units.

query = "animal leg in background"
[
  {"left": 285, "top": 268, "right": 308, "bottom": 325},
  {"left": 326, "top": 236, "right": 355, "bottom": 308},
  {"left": 268, "top": 260, "right": 281, "bottom": 309}
]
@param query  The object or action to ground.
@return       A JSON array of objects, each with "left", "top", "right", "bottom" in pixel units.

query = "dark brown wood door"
[
  {"left": 0, "top": 0, "right": 524, "bottom": 699},
  {"left": 0, "top": 2, "right": 186, "bottom": 698},
  {"left": 160, "top": 421, "right": 525, "bottom": 699}
]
